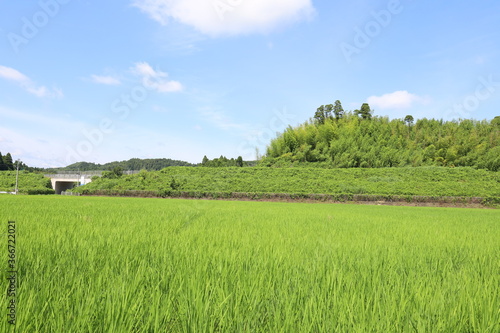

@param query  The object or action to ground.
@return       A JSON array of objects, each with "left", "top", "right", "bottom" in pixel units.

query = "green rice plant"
[{"left": 0, "top": 196, "right": 498, "bottom": 332}]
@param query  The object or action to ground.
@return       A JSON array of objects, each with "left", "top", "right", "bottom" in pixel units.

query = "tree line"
[
  {"left": 0, "top": 152, "right": 14, "bottom": 171},
  {"left": 262, "top": 101, "right": 500, "bottom": 171},
  {"left": 42, "top": 158, "right": 195, "bottom": 173},
  {"left": 201, "top": 155, "right": 247, "bottom": 167}
]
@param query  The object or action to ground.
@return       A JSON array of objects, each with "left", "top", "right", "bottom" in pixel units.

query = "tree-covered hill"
[
  {"left": 44, "top": 158, "right": 195, "bottom": 173},
  {"left": 262, "top": 109, "right": 500, "bottom": 171}
]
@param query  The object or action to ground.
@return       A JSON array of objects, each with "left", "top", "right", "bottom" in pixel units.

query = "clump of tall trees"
[
  {"left": 201, "top": 155, "right": 245, "bottom": 167},
  {"left": 262, "top": 101, "right": 500, "bottom": 171},
  {"left": 0, "top": 152, "right": 15, "bottom": 171}
]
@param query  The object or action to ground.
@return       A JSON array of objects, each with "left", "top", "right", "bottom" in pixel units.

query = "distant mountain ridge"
[{"left": 43, "top": 158, "right": 195, "bottom": 173}]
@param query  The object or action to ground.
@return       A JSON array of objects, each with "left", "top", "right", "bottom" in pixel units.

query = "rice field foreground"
[{"left": 1, "top": 196, "right": 499, "bottom": 332}]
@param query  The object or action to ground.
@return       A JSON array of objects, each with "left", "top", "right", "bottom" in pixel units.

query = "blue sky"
[{"left": 0, "top": 0, "right": 499, "bottom": 167}]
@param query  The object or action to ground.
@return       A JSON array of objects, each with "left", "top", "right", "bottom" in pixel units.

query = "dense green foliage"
[
  {"left": 262, "top": 113, "right": 500, "bottom": 170},
  {"left": 101, "top": 166, "right": 125, "bottom": 179},
  {"left": 0, "top": 171, "right": 54, "bottom": 194},
  {"left": 72, "top": 166, "right": 500, "bottom": 198},
  {"left": 201, "top": 155, "right": 247, "bottom": 167},
  {"left": 0, "top": 151, "right": 13, "bottom": 170},
  {"left": 1, "top": 196, "right": 498, "bottom": 332},
  {"left": 314, "top": 100, "right": 346, "bottom": 124},
  {"left": 43, "top": 157, "right": 194, "bottom": 173}
]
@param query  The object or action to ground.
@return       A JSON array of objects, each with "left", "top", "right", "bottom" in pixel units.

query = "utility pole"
[{"left": 14, "top": 160, "right": 20, "bottom": 195}]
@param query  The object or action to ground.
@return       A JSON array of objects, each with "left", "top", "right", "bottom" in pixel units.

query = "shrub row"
[
  {"left": 26, "top": 188, "right": 56, "bottom": 195},
  {"left": 74, "top": 189, "right": 497, "bottom": 206}
]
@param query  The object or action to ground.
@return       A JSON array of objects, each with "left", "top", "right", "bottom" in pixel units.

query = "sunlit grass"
[{"left": 1, "top": 196, "right": 499, "bottom": 332}]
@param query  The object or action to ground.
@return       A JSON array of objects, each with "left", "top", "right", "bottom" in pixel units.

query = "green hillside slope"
[
  {"left": 0, "top": 171, "right": 54, "bottom": 194},
  {"left": 72, "top": 166, "right": 500, "bottom": 199}
]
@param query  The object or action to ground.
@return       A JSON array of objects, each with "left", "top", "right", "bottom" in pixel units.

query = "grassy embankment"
[
  {"left": 0, "top": 171, "right": 54, "bottom": 194},
  {"left": 72, "top": 166, "right": 500, "bottom": 205}
]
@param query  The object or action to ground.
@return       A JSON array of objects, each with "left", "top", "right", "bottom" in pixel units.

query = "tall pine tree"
[
  {"left": 358, "top": 103, "right": 372, "bottom": 120},
  {"left": 334, "top": 100, "right": 344, "bottom": 119},
  {"left": 4, "top": 153, "right": 14, "bottom": 170},
  {"left": 0, "top": 152, "right": 7, "bottom": 171}
]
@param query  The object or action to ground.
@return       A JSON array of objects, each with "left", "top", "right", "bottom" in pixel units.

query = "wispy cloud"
[
  {"left": 367, "top": 91, "right": 429, "bottom": 110},
  {"left": 90, "top": 74, "right": 122, "bottom": 85},
  {"left": 0, "top": 106, "right": 84, "bottom": 133},
  {"left": 132, "top": 0, "right": 315, "bottom": 37},
  {"left": 0, "top": 65, "right": 63, "bottom": 98},
  {"left": 131, "top": 62, "right": 183, "bottom": 93},
  {"left": 199, "top": 107, "right": 246, "bottom": 131},
  {"left": 151, "top": 105, "right": 169, "bottom": 113}
]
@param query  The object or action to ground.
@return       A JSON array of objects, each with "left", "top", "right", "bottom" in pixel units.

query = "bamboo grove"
[{"left": 263, "top": 108, "right": 500, "bottom": 171}]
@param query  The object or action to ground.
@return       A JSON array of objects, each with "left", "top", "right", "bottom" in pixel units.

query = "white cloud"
[
  {"left": 133, "top": 62, "right": 158, "bottom": 77},
  {"left": 90, "top": 74, "right": 122, "bottom": 85},
  {"left": 199, "top": 107, "right": 246, "bottom": 131},
  {"left": 156, "top": 80, "right": 183, "bottom": 93},
  {"left": 367, "top": 91, "right": 427, "bottom": 110},
  {"left": 131, "top": 62, "right": 183, "bottom": 93},
  {"left": 0, "top": 65, "right": 63, "bottom": 99},
  {"left": 0, "top": 66, "right": 29, "bottom": 81},
  {"left": 132, "top": 0, "right": 315, "bottom": 37}
]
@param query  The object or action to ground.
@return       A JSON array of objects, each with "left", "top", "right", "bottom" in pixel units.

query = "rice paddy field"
[{"left": 1, "top": 195, "right": 499, "bottom": 332}]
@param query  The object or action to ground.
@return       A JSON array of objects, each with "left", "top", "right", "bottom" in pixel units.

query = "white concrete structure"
[
  {"left": 45, "top": 173, "right": 98, "bottom": 194},
  {"left": 45, "top": 171, "right": 139, "bottom": 194}
]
